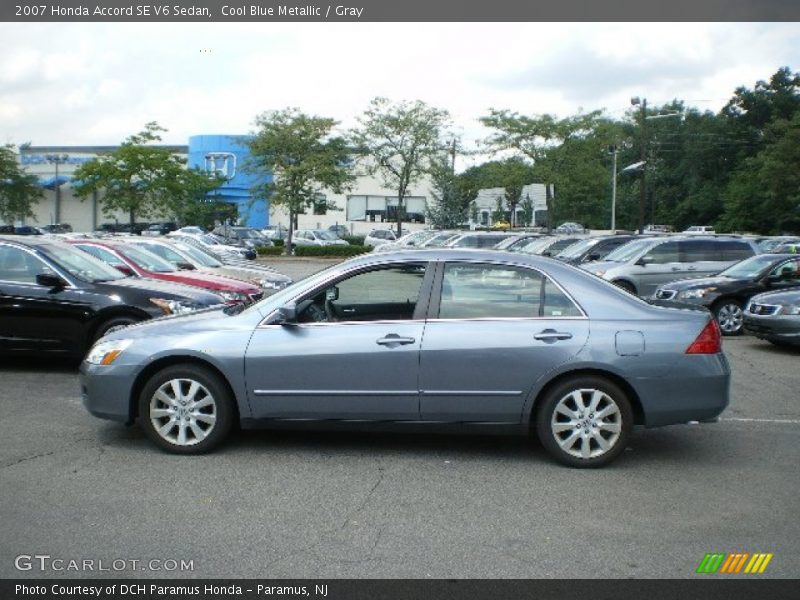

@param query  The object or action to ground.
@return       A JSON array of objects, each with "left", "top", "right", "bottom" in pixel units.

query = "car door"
[
  {"left": 244, "top": 262, "right": 433, "bottom": 421},
  {"left": 635, "top": 240, "right": 683, "bottom": 296},
  {"left": 418, "top": 261, "right": 589, "bottom": 423},
  {"left": 0, "top": 244, "right": 89, "bottom": 354}
]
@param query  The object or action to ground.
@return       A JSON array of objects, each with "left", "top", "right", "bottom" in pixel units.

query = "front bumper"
[
  {"left": 79, "top": 361, "right": 141, "bottom": 424},
  {"left": 743, "top": 314, "right": 800, "bottom": 344}
]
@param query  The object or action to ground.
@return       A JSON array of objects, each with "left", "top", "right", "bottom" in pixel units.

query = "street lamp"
[
  {"left": 630, "top": 97, "right": 647, "bottom": 234},
  {"left": 45, "top": 154, "right": 69, "bottom": 224}
]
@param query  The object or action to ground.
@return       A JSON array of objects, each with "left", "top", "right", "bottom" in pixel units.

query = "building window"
[{"left": 346, "top": 195, "right": 426, "bottom": 223}]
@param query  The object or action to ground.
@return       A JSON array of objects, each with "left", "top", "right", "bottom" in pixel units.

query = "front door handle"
[
  {"left": 376, "top": 334, "right": 416, "bottom": 347},
  {"left": 534, "top": 330, "right": 573, "bottom": 343}
]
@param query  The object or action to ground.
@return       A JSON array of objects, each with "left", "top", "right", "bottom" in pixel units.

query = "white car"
[
  {"left": 373, "top": 230, "right": 438, "bottom": 253},
  {"left": 364, "top": 228, "right": 408, "bottom": 248},
  {"left": 291, "top": 229, "right": 349, "bottom": 248},
  {"left": 168, "top": 232, "right": 255, "bottom": 260},
  {"left": 684, "top": 225, "right": 716, "bottom": 234}
]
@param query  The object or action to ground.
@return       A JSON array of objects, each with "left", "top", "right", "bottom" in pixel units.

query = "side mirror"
[
  {"left": 636, "top": 255, "right": 653, "bottom": 266},
  {"left": 176, "top": 262, "right": 196, "bottom": 271},
  {"left": 36, "top": 273, "right": 67, "bottom": 289},
  {"left": 277, "top": 302, "right": 298, "bottom": 324},
  {"left": 587, "top": 253, "right": 601, "bottom": 262},
  {"left": 325, "top": 286, "right": 339, "bottom": 301},
  {"left": 114, "top": 264, "right": 135, "bottom": 277}
]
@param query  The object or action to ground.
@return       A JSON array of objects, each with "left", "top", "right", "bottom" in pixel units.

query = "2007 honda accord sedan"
[{"left": 80, "top": 249, "right": 730, "bottom": 467}]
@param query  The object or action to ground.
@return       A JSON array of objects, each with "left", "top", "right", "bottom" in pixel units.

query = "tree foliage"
[
  {"left": 351, "top": 97, "right": 450, "bottom": 235},
  {"left": 72, "top": 122, "right": 222, "bottom": 226},
  {"left": 248, "top": 108, "right": 355, "bottom": 252},
  {"left": 0, "top": 145, "right": 42, "bottom": 224}
]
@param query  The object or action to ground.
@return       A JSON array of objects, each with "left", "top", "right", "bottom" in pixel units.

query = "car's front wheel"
[
  {"left": 536, "top": 376, "right": 633, "bottom": 468},
  {"left": 138, "top": 364, "right": 235, "bottom": 454},
  {"left": 713, "top": 300, "right": 744, "bottom": 335}
]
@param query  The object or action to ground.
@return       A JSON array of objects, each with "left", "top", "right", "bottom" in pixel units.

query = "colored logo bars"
[{"left": 696, "top": 552, "right": 773, "bottom": 574}]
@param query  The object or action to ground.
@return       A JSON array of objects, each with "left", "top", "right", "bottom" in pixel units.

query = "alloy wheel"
[
  {"left": 149, "top": 378, "right": 218, "bottom": 446},
  {"left": 550, "top": 388, "right": 623, "bottom": 460}
]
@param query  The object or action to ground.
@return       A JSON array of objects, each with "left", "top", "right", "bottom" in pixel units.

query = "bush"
[
  {"left": 294, "top": 245, "right": 371, "bottom": 257},
  {"left": 257, "top": 246, "right": 283, "bottom": 256},
  {"left": 341, "top": 235, "right": 365, "bottom": 246},
  {"left": 272, "top": 238, "right": 284, "bottom": 247}
]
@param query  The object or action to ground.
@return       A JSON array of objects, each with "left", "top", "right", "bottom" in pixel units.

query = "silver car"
[
  {"left": 584, "top": 236, "right": 758, "bottom": 297},
  {"left": 80, "top": 249, "right": 730, "bottom": 468}
]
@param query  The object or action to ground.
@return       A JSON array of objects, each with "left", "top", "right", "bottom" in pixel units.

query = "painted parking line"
[{"left": 721, "top": 417, "right": 800, "bottom": 424}]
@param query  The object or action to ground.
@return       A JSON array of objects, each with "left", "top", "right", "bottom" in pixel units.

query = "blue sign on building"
[{"left": 187, "top": 135, "right": 272, "bottom": 228}]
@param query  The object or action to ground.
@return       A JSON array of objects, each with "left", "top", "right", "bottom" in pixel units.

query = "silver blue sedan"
[{"left": 80, "top": 249, "right": 730, "bottom": 467}]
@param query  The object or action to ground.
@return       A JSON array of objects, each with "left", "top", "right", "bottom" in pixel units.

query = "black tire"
[
  {"left": 535, "top": 376, "right": 633, "bottom": 468},
  {"left": 612, "top": 280, "right": 637, "bottom": 295},
  {"left": 713, "top": 299, "right": 744, "bottom": 336},
  {"left": 93, "top": 315, "right": 141, "bottom": 343},
  {"left": 138, "top": 364, "right": 235, "bottom": 454}
]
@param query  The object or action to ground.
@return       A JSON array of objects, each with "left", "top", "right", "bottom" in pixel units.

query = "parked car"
[
  {"left": 39, "top": 223, "right": 73, "bottom": 234},
  {"left": 555, "top": 222, "right": 586, "bottom": 234},
  {"left": 173, "top": 226, "right": 207, "bottom": 236},
  {"left": 168, "top": 232, "right": 257, "bottom": 260},
  {"left": 0, "top": 236, "right": 223, "bottom": 357},
  {"left": 292, "top": 229, "right": 350, "bottom": 248},
  {"left": 327, "top": 224, "right": 349, "bottom": 239},
  {"left": 68, "top": 239, "right": 264, "bottom": 305},
  {"left": 12, "top": 226, "right": 42, "bottom": 236},
  {"left": 743, "top": 289, "right": 800, "bottom": 347},
  {"left": 81, "top": 248, "right": 730, "bottom": 467},
  {"left": 515, "top": 236, "right": 584, "bottom": 257},
  {"left": 758, "top": 236, "right": 800, "bottom": 253},
  {"left": 418, "top": 231, "right": 460, "bottom": 248},
  {"left": 373, "top": 230, "right": 438, "bottom": 253},
  {"left": 584, "top": 236, "right": 759, "bottom": 297},
  {"left": 654, "top": 253, "right": 800, "bottom": 335},
  {"left": 123, "top": 237, "right": 292, "bottom": 292},
  {"left": 771, "top": 241, "right": 799, "bottom": 254},
  {"left": 493, "top": 233, "right": 543, "bottom": 251},
  {"left": 364, "top": 228, "right": 408, "bottom": 248},
  {"left": 445, "top": 231, "right": 517, "bottom": 249},
  {"left": 142, "top": 222, "right": 177, "bottom": 236},
  {"left": 212, "top": 226, "right": 273, "bottom": 250},
  {"left": 684, "top": 225, "right": 716, "bottom": 234},
  {"left": 554, "top": 235, "right": 638, "bottom": 266}
]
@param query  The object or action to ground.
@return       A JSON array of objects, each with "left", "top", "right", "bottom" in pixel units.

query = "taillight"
[{"left": 686, "top": 319, "right": 722, "bottom": 354}]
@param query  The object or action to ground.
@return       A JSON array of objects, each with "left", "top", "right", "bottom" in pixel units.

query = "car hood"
[
  {"left": 580, "top": 260, "right": 619, "bottom": 273},
  {"left": 146, "top": 269, "right": 262, "bottom": 293},
  {"left": 749, "top": 289, "right": 800, "bottom": 305},
  {"left": 659, "top": 277, "right": 745, "bottom": 291},
  {"left": 93, "top": 277, "right": 223, "bottom": 304},
  {"left": 102, "top": 304, "right": 249, "bottom": 341}
]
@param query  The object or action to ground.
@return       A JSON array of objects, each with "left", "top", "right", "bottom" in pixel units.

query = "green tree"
[
  {"left": 248, "top": 108, "right": 355, "bottom": 252},
  {"left": 351, "top": 97, "right": 450, "bottom": 236},
  {"left": 456, "top": 157, "right": 537, "bottom": 227},
  {"left": 520, "top": 193, "right": 534, "bottom": 227},
  {"left": 72, "top": 122, "right": 221, "bottom": 227},
  {"left": 0, "top": 145, "right": 42, "bottom": 224},
  {"left": 425, "top": 156, "right": 469, "bottom": 229}
]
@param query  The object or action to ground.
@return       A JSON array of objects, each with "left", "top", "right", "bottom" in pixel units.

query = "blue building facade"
[{"left": 187, "top": 135, "right": 271, "bottom": 228}]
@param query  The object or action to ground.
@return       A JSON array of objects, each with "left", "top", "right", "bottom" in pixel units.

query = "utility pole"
[
  {"left": 631, "top": 97, "right": 647, "bottom": 234},
  {"left": 610, "top": 144, "right": 618, "bottom": 231}
]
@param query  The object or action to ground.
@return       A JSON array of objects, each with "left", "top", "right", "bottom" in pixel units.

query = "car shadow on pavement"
[{"left": 0, "top": 355, "right": 80, "bottom": 373}]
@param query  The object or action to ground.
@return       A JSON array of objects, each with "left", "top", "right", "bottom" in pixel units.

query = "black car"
[
  {"left": 743, "top": 289, "right": 800, "bottom": 347},
  {"left": 0, "top": 236, "right": 224, "bottom": 357},
  {"left": 212, "top": 226, "right": 273, "bottom": 250},
  {"left": 654, "top": 253, "right": 800, "bottom": 335},
  {"left": 555, "top": 235, "right": 638, "bottom": 265}
]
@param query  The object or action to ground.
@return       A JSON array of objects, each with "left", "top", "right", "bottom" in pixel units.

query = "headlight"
[
  {"left": 679, "top": 287, "right": 717, "bottom": 299},
  {"left": 86, "top": 339, "right": 133, "bottom": 365},
  {"left": 219, "top": 291, "right": 247, "bottom": 303},
  {"left": 150, "top": 297, "right": 203, "bottom": 315},
  {"left": 257, "top": 278, "right": 284, "bottom": 290},
  {"left": 780, "top": 304, "right": 800, "bottom": 315}
]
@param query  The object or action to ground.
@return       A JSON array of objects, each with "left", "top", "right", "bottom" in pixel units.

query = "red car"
[{"left": 69, "top": 239, "right": 263, "bottom": 305}]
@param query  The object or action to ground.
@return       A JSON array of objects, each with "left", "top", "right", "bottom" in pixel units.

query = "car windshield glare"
[
  {"left": 556, "top": 238, "right": 597, "bottom": 259},
  {"left": 603, "top": 238, "right": 655, "bottom": 262},
  {"left": 42, "top": 244, "right": 125, "bottom": 282},
  {"left": 315, "top": 230, "right": 339, "bottom": 241},
  {"left": 120, "top": 245, "right": 176, "bottom": 272},
  {"left": 175, "top": 242, "right": 223, "bottom": 267},
  {"left": 719, "top": 254, "right": 786, "bottom": 279}
]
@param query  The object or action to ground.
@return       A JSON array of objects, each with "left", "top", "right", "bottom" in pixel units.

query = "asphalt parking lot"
[{"left": 1, "top": 259, "right": 798, "bottom": 579}]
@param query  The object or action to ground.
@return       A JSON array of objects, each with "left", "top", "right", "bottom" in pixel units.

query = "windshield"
[
  {"left": 516, "top": 237, "right": 554, "bottom": 254},
  {"left": 556, "top": 238, "right": 598, "bottom": 259},
  {"left": 174, "top": 242, "right": 223, "bottom": 267},
  {"left": 603, "top": 238, "right": 656, "bottom": 262},
  {"left": 119, "top": 244, "right": 176, "bottom": 273},
  {"left": 314, "top": 230, "right": 340, "bottom": 241},
  {"left": 41, "top": 244, "right": 125, "bottom": 282},
  {"left": 423, "top": 233, "right": 458, "bottom": 247},
  {"left": 718, "top": 254, "right": 784, "bottom": 279}
]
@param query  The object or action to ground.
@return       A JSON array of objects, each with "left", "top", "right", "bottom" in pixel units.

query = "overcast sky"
[{"left": 1, "top": 22, "right": 798, "bottom": 161}]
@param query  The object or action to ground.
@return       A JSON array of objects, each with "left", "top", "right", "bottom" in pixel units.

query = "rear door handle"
[
  {"left": 686, "top": 266, "right": 697, "bottom": 271},
  {"left": 376, "top": 334, "right": 416, "bottom": 347},
  {"left": 534, "top": 330, "right": 573, "bottom": 343}
]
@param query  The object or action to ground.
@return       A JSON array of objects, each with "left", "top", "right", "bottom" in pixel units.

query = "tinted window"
[
  {"left": 0, "top": 245, "right": 54, "bottom": 283},
  {"left": 681, "top": 240, "right": 719, "bottom": 262},
  {"left": 720, "top": 241, "right": 755, "bottom": 261},
  {"left": 76, "top": 244, "right": 125, "bottom": 267},
  {"left": 769, "top": 258, "right": 800, "bottom": 280},
  {"left": 645, "top": 241, "right": 680, "bottom": 264},
  {"left": 542, "top": 278, "right": 583, "bottom": 317},
  {"left": 440, "top": 264, "right": 542, "bottom": 318}
]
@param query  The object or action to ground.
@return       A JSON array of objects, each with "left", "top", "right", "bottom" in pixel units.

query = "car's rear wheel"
[
  {"left": 713, "top": 300, "right": 743, "bottom": 335},
  {"left": 536, "top": 376, "right": 633, "bottom": 468},
  {"left": 138, "top": 364, "right": 234, "bottom": 454}
]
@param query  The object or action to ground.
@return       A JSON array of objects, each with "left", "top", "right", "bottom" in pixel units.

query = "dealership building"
[{"left": 14, "top": 135, "right": 547, "bottom": 234}]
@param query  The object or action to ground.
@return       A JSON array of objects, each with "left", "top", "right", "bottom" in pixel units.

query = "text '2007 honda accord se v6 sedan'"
[{"left": 80, "top": 249, "right": 730, "bottom": 467}]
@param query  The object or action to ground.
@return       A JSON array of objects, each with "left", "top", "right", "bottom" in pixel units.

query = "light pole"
[
  {"left": 45, "top": 154, "right": 69, "bottom": 224},
  {"left": 630, "top": 97, "right": 647, "bottom": 234},
  {"left": 609, "top": 144, "right": 618, "bottom": 231}
]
